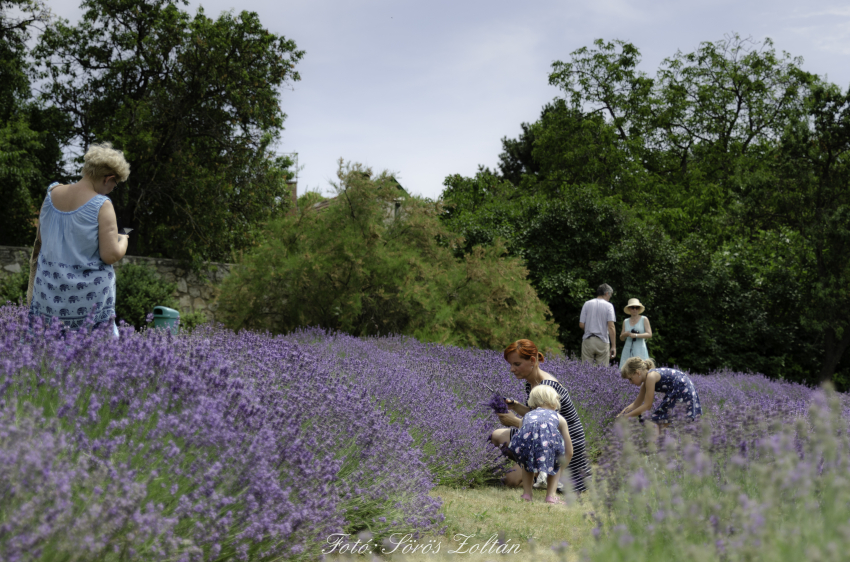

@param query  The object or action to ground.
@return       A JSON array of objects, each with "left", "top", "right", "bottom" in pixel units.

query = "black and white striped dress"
[{"left": 510, "top": 379, "right": 590, "bottom": 493}]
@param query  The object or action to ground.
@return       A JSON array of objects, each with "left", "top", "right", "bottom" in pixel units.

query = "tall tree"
[
  {"left": 34, "top": 0, "right": 303, "bottom": 262},
  {"left": 0, "top": 0, "right": 69, "bottom": 246},
  {"left": 442, "top": 35, "right": 847, "bottom": 384},
  {"left": 740, "top": 83, "right": 850, "bottom": 382},
  {"left": 548, "top": 35, "right": 814, "bottom": 239}
]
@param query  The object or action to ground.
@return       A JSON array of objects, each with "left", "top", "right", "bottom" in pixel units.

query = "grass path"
[{"left": 328, "top": 485, "right": 593, "bottom": 561}]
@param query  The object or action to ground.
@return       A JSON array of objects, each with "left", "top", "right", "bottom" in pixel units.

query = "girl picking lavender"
[
  {"left": 490, "top": 339, "right": 590, "bottom": 494},
  {"left": 617, "top": 357, "right": 702, "bottom": 435},
  {"left": 507, "top": 385, "right": 573, "bottom": 504}
]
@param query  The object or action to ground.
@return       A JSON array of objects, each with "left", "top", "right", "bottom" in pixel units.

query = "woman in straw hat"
[{"left": 619, "top": 298, "right": 652, "bottom": 369}]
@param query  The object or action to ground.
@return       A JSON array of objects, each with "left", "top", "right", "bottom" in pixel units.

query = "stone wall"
[
  {"left": 0, "top": 246, "right": 232, "bottom": 322},
  {"left": 0, "top": 246, "right": 28, "bottom": 275}
]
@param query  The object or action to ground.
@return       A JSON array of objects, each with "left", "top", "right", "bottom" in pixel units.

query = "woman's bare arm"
[
  {"left": 97, "top": 200, "right": 129, "bottom": 265},
  {"left": 641, "top": 317, "right": 653, "bottom": 339},
  {"left": 506, "top": 398, "right": 530, "bottom": 416},
  {"left": 558, "top": 415, "right": 573, "bottom": 463}
]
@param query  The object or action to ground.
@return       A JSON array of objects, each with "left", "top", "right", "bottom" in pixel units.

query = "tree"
[
  {"left": 441, "top": 36, "right": 842, "bottom": 383},
  {"left": 0, "top": 0, "right": 69, "bottom": 246},
  {"left": 34, "top": 0, "right": 303, "bottom": 263},
  {"left": 218, "top": 162, "right": 561, "bottom": 352},
  {"left": 739, "top": 83, "right": 850, "bottom": 383},
  {"left": 548, "top": 35, "right": 814, "bottom": 240}
]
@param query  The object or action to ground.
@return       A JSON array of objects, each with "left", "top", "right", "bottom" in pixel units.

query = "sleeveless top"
[
  {"left": 28, "top": 182, "right": 118, "bottom": 336},
  {"left": 619, "top": 316, "right": 649, "bottom": 369}
]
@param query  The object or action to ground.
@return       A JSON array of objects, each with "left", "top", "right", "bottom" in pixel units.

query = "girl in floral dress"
[
  {"left": 617, "top": 357, "right": 702, "bottom": 435},
  {"left": 507, "top": 385, "right": 573, "bottom": 504}
]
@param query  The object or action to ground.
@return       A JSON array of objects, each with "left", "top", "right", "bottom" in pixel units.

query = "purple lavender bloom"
[{"left": 485, "top": 393, "right": 509, "bottom": 414}]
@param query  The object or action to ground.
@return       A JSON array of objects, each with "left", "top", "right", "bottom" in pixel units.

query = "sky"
[{"left": 45, "top": 0, "right": 850, "bottom": 200}]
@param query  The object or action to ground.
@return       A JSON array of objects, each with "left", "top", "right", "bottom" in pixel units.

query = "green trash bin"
[{"left": 152, "top": 306, "right": 180, "bottom": 330}]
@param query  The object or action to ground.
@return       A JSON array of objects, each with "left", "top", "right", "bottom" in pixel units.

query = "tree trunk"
[{"left": 820, "top": 326, "right": 850, "bottom": 383}]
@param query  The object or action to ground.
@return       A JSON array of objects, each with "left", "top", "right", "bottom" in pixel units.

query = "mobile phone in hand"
[{"left": 121, "top": 228, "right": 133, "bottom": 235}]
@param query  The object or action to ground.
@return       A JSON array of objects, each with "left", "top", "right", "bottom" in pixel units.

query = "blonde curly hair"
[
  {"left": 81, "top": 142, "right": 130, "bottom": 183},
  {"left": 621, "top": 357, "right": 657, "bottom": 379}
]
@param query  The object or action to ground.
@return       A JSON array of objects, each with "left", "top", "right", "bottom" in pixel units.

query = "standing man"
[{"left": 579, "top": 284, "right": 616, "bottom": 366}]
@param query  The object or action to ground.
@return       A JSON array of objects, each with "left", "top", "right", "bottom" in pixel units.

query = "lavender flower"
[{"left": 485, "top": 393, "right": 509, "bottom": 414}]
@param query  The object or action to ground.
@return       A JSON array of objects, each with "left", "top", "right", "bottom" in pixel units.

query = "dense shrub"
[
  {"left": 0, "top": 268, "right": 27, "bottom": 304},
  {"left": 217, "top": 162, "right": 560, "bottom": 353},
  {"left": 114, "top": 263, "right": 178, "bottom": 328},
  {"left": 0, "top": 305, "right": 441, "bottom": 561}
]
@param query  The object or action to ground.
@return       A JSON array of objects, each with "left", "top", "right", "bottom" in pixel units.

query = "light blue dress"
[
  {"left": 28, "top": 183, "right": 118, "bottom": 336},
  {"left": 619, "top": 316, "right": 649, "bottom": 369}
]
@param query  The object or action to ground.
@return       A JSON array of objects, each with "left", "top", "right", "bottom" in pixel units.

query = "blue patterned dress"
[
  {"left": 508, "top": 409, "right": 565, "bottom": 476},
  {"left": 650, "top": 368, "right": 702, "bottom": 422},
  {"left": 29, "top": 183, "right": 118, "bottom": 336}
]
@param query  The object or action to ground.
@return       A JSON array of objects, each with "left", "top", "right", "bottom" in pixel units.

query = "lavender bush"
[
  {"left": 0, "top": 402, "right": 188, "bottom": 561},
  {"left": 582, "top": 388, "right": 850, "bottom": 561},
  {"left": 0, "top": 306, "right": 440, "bottom": 560},
  {"left": 2, "top": 302, "right": 843, "bottom": 560}
]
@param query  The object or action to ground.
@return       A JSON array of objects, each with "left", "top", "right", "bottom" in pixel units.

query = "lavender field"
[{"left": 1, "top": 303, "right": 847, "bottom": 561}]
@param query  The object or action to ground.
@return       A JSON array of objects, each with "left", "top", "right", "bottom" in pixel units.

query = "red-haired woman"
[{"left": 490, "top": 339, "right": 590, "bottom": 494}]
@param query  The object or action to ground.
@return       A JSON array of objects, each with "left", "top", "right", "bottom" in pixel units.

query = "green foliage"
[
  {"left": 737, "top": 83, "right": 850, "bottom": 382},
  {"left": 0, "top": 120, "right": 42, "bottom": 244},
  {"left": 0, "top": 1, "right": 70, "bottom": 245},
  {"left": 585, "top": 390, "right": 850, "bottom": 562},
  {"left": 296, "top": 189, "right": 328, "bottom": 212},
  {"left": 115, "top": 263, "right": 177, "bottom": 328},
  {"left": 441, "top": 35, "right": 849, "bottom": 384},
  {"left": 177, "top": 310, "right": 208, "bottom": 332},
  {"left": 0, "top": 269, "right": 27, "bottom": 304},
  {"left": 218, "top": 162, "right": 561, "bottom": 352},
  {"left": 33, "top": 0, "right": 303, "bottom": 263}
]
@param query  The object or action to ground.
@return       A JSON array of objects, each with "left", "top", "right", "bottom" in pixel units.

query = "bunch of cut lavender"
[{"left": 486, "top": 393, "right": 509, "bottom": 414}]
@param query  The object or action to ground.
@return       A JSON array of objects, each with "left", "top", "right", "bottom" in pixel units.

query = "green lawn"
[{"left": 328, "top": 485, "right": 591, "bottom": 561}]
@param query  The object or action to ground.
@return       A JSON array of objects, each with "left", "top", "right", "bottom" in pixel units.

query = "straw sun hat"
[{"left": 624, "top": 298, "right": 645, "bottom": 314}]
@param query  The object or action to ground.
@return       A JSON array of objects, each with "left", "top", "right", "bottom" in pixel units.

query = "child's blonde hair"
[
  {"left": 528, "top": 385, "right": 560, "bottom": 410},
  {"left": 621, "top": 357, "right": 657, "bottom": 379}
]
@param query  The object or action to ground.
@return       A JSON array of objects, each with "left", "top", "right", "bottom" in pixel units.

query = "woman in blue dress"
[
  {"left": 619, "top": 298, "right": 652, "bottom": 369},
  {"left": 617, "top": 357, "right": 702, "bottom": 435},
  {"left": 27, "top": 143, "right": 130, "bottom": 336}
]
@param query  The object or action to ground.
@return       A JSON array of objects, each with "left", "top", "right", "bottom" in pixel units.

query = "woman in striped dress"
[{"left": 490, "top": 339, "right": 591, "bottom": 494}]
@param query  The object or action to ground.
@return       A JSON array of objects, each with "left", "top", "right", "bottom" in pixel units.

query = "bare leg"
[
  {"left": 545, "top": 470, "right": 565, "bottom": 504},
  {"left": 520, "top": 468, "right": 533, "bottom": 501},
  {"left": 503, "top": 465, "right": 523, "bottom": 487},
  {"left": 490, "top": 428, "right": 511, "bottom": 446},
  {"left": 646, "top": 421, "right": 664, "bottom": 439},
  {"left": 491, "top": 428, "right": 524, "bottom": 487}
]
